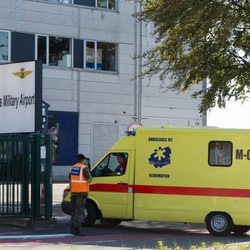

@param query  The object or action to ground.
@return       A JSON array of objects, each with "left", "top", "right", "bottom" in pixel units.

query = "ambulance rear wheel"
[
  {"left": 206, "top": 213, "right": 233, "bottom": 236},
  {"left": 233, "top": 225, "right": 250, "bottom": 235},
  {"left": 82, "top": 201, "right": 98, "bottom": 227}
]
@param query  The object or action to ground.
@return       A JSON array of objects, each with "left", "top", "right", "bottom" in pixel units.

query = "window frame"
[
  {"left": 84, "top": 40, "right": 118, "bottom": 72},
  {"left": 208, "top": 141, "right": 233, "bottom": 167},
  {"left": 97, "top": 41, "right": 118, "bottom": 71},
  {"left": 35, "top": 34, "right": 73, "bottom": 68},
  {"left": 0, "top": 30, "right": 11, "bottom": 63},
  {"left": 91, "top": 152, "right": 128, "bottom": 177},
  {"left": 73, "top": 0, "right": 117, "bottom": 10},
  {"left": 84, "top": 40, "right": 97, "bottom": 70},
  {"left": 49, "top": 36, "right": 73, "bottom": 67}
]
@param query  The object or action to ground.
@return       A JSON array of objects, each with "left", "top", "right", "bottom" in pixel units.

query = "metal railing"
[{"left": 0, "top": 133, "right": 52, "bottom": 220}]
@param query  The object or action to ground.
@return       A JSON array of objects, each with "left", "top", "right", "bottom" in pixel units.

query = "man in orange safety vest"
[{"left": 69, "top": 154, "right": 92, "bottom": 235}]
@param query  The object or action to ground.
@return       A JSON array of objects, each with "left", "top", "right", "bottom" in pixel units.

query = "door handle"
[{"left": 117, "top": 182, "right": 128, "bottom": 185}]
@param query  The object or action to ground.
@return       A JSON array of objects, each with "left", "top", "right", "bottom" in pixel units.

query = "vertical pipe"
[
  {"left": 133, "top": 2, "right": 138, "bottom": 121},
  {"left": 16, "top": 0, "right": 20, "bottom": 32},
  {"left": 137, "top": 1, "right": 142, "bottom": 123},
  {"left": 202, "top": 78, "right": 207, "bottom": 126}
]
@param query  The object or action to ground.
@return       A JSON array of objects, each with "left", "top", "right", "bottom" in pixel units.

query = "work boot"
[{"left": 71, "top": 225, "right": 80, "bottom": 236}]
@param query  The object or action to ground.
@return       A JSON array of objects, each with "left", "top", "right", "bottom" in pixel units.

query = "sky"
[{"left": 207, "top": 101, "right": 250, "bottom": 129}]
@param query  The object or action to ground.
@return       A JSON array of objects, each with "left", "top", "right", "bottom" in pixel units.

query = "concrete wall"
[{"left": 0, "top": 0, "right": 202, "bottom": 181}]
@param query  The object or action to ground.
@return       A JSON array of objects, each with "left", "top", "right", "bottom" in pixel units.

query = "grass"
[{"left": 156, "top": 240, "right": 250, "bottom": 250}]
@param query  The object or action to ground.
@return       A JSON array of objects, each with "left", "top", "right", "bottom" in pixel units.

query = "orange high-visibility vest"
[{"left": 70, "top": 163, "right": 89, "bottom": 193}]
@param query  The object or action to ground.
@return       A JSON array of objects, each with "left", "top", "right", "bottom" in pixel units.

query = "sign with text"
[{"left": 0, "top": 61, "right": 42, "bottom": 134}]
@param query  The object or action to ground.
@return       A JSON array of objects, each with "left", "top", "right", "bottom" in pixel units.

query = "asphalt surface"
[{"left": 0, "top": 184, "right": 250, "bottom": 249}]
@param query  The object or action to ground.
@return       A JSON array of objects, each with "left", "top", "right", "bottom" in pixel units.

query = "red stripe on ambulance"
[{"left": 90, "top": 184, "right": 250, "bottom": 198}]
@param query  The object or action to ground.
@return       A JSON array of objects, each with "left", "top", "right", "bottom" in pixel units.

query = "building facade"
[{"left": 0, "top": 0, "right": 203, "bottom": 179}]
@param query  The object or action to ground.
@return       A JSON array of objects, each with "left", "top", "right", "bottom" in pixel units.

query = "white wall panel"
[
  {"left": 81, "top": 81, "right": 133, "bottom": 95},
  {"left": 80, "top": 102, "right": 133, "bottom": 114},
  {"left": 45, "top": 100, "right": 77, "bottom": 112},
  {"left": 143, "top": 96, "right": 199, "bottom": 109},
  {"left": 43, "top": 68, "right": 75, "bottom": 79},
  {"left": 79, "top": 123, "right": 91, "bottom": 134},
  {"left": 43, "top": 88, "right": 74, "bottom": 100},
  {"left": 80, "top": 113, "right": 133, "bottom": 125},
  {"left": 80, "top": 92, "right": 133, "bottom": 105},
  {"left": 0, "top": 0, "right": 203, "bottom": 176},
  {"left": 43, "top": 78, "right": 77, "bottom": 91},
  {"left": 0, "top": 19, "right": 16, "bottom": 30}
]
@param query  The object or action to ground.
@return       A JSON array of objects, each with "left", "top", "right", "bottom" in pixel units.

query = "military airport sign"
[{"left": 0, "top": 61, "right": 42, "bottom": 134}]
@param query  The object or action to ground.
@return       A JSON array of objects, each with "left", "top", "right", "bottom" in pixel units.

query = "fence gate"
[{"left": 0, "top": 134, "right": 52, "bottom": 220}]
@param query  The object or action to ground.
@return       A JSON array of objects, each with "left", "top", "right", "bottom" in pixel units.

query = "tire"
[
  {"left": 206, "top": 213, "right": 233, "bottom": 236},
  {"left": 82, "top": 201, "right": 98, "bottom": 227},
  {"left": 233, "top": 225, "right": 250, "bottom": 235},
  {"left": 106, "top": 219, "right": 122, "bottom": 227}
]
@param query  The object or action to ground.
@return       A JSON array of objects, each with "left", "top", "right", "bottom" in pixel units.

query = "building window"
[
  {"left": 43, "top": 0, "right": 116, "bottom": 9},
  {"left": 85, "top": 41, "right": 95, "bottom": 69},
  {"left": 46, "top": 0, "right": 72, "bottom": 3},
  {"left": 59, "top": 0, "right": 72, "bottom": 3},
  {"left": 0, "top": 31, "right": 10, "bottom": 62},
  {"left": 36, "top": 35, "right": 117, "bottom": 71},
  {"left": 208, "top": 141, "right": 232, "bottom": 167},
  {"left": 97, "top": 0, "right": 107, "bottom": 8},
  {"left": 85, "top": 41, "right": 117, "bottom": 71},
  {"left": 74, "top": 0, "right": 116, "bottom": 10},
  {"left": 74, "top": 0, "right": 95, "bottom": 7},
  {"left": 108, "top": 0, "right": 116, "bottom": 10},
  {"left": 49, "top": 36, "right": 72, "bottom": 67},
  {"left": 36, "top": 35, "right": 72, "bottom": 68},
  {"left": 97, "top": 42, "right": 116, "bottom": 71}
]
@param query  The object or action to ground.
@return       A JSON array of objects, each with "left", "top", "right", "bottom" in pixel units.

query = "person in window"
[{"left": 114, "top": 153, "right": 127, "bottom": 175}]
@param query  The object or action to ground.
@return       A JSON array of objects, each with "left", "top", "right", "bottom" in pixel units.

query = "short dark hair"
[
  {"left": 117, "top": 153, "right": 126, "bottom": 159},
  {"left": 78, "top": 154, "right": 86, "bottom": 161}
]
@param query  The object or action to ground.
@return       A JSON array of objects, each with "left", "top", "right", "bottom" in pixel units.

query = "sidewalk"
[{"left": 0, "top": 183, "right": 70, "bottom": 235}]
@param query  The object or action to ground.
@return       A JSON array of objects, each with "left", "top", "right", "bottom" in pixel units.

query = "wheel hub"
[{"left": 212, "top": 216, "right": 227, "bottom": 232}]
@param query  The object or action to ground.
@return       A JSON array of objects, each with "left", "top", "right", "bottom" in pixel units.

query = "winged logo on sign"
[{"left": 12, "top": 68, "right": 33, "bottom": 79}]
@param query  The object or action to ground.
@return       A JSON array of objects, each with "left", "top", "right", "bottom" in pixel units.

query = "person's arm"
[{"left": 83, "top": 167, "right": 92, "bottom": 183}]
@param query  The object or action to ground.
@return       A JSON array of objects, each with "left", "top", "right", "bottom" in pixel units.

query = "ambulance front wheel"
[
  {"left": 206, "top": 212, "right": 233, "bottom": 236},
  {"left": 82, "top": 201, "right": 98, "bottom": 227}
]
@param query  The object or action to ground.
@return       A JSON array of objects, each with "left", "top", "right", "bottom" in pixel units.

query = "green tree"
[{"left": 140, "top": 0, "right": 250, "bottom": 112}]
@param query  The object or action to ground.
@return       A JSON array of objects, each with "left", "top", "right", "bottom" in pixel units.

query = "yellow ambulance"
[{"left": 63, "top": 126, "right": 250, "bottom": 236}]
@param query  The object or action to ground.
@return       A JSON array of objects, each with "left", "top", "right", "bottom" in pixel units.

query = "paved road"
[{"left": 0, "top": 184, "right": 250, "bottom": 249}]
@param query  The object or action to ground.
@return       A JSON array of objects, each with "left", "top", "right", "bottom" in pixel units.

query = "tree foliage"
[{"left": 140, "top": 0, "right": 250, "bottom": 112}]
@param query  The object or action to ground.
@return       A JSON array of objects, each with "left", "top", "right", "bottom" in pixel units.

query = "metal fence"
[{"left": 0, "top": 134, "right": 52, "bottom": 220}]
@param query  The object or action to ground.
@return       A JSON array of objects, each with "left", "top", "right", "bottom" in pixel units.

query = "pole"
[
  {"left": 138, "top": 1, "right": 142, "bottom": 123},
  {"left": 202, "top": 78, "right": 207, "bottom": 126},
  {"left": 133, "top": 2, "right": 138, "bottom": 121}
]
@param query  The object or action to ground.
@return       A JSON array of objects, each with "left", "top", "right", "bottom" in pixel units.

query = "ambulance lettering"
[
  {"left": 235, "top": 149, "right": 250, "bottom": 160},
  {"left": 148, "top": 146, "right": 171, "bottom": 168},
  {"left": 148, "top": 137, "right": 173, "bottom": 142}
]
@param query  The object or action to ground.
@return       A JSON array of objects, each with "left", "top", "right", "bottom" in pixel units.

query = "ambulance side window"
[
  {"left": 92, "top": 152, "right": 128, "bottom": 177},
  {"left": 208, "top": 141, "right": 232, "bottom": 167}
]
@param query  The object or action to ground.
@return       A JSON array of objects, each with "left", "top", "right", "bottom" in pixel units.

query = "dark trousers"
[{"left": 71, "top": 192, "right": 88, "bottom": 228}]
